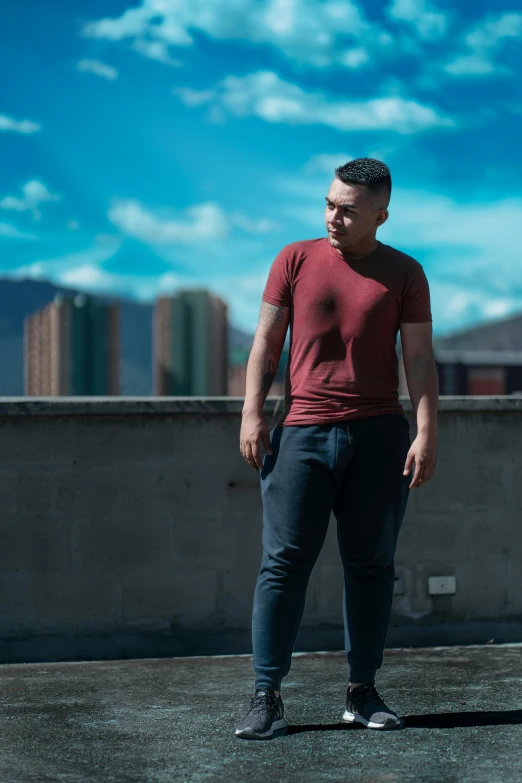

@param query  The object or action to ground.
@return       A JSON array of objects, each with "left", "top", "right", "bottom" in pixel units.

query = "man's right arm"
[
  {"left": 240, "top": 300, "right": 290, "bottom": 470},
  {"left": 242, "top": 300, "right": 290, "bottom": 417}
]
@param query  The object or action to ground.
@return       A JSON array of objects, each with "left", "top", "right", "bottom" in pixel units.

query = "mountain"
[
  {"left": 0, "top": 277, "right": 255, "bottom": 396},
  {"left": 433, "top": 313, "right": 522, "bottom": 352}
]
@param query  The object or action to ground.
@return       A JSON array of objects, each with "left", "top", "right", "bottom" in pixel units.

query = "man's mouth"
[{"left": 329, "top": 227, "right": 344, "bottom": 235}]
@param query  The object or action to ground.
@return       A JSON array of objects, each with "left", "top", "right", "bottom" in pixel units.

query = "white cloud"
[
  {"left": 83, "top": 3, "right": 187, "bottom": 42},
  {"left": 108, "top": 198, "right": 281, "bottom": 243},
  {"left": 131, "top": 39, "right": 182, "bottom": 67},
  {"left": 379, "top": 191, "right": 522, "bottom": 265},
  {"left": 9, "top": 256, "right": 177, "bottom": 302},
  {"left": 59, "top": 264, "right": 120, "bottom": 289},
  {"left": 482, "top": 299, "right": 516, "bottom": 319},
  {"left": 387, "top": 0, "right": 448, "bottom": 41},
  {"left": 231, "top": 213, "right": 281, "bottom": 234},
  {"left": 82, "top": 0, "right": 394, "bottom": 71},
  {"left": 67, "top": 219, "right": 80, "bottom": 231},
  {"left": 465, "top": 12, "right": 522, "bottom": 50},
  {"left": 0, "top": 222, "right": 38, "bottom": 240},
  {"left": 174, "top": 87, "right": 216, "bottom": 107},
  {"left": 303, "top": 153, "right": 358, "bottom": 175},
  {"left": 10, "top": 235, "right": 122, "bottom": 281},
  {"left": 0, "top": 114, "right": 40, "bottom": 134},
  {"left": 444, "top": 55, "right": 497, "bottom": 76},
  {"left": 444, "top": 12, "right": 522, "bottom": 77},
  {"left": 108, "top": 199, "right": 229, "bottom": 244},
  {"left": 0, "top": 180, "right": 60, "bottom": 221},
  {"left": 429, "top": 281, "right": 522, "bottom": 334},
  {"left": 340, "top": 48, "right": 370, "bottom": 68},
  {"left": 173, "top": 70, "right": 454, "bottom": 134},
  {"left": 77, "top": 59, "right": 119, "bottom": 81}
]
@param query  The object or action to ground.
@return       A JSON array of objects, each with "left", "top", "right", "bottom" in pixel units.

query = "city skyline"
[
  {"left": 23, "top": 287, "right": 233, "bottom": 397},
  {"left": 20, "top": 281, "right": 522, "bottom": 398}
]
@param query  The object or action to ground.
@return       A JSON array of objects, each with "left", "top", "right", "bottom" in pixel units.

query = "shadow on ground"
[{"left": 285, "top": 708, "right": 522, "bottom": 734}]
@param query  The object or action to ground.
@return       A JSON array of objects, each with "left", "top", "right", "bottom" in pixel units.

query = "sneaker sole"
[
  {"left": 342, "top": 710, "right": 400, "bottom": 730},
  {"left": 235, "top": 717, "right": 289, "bottom": 739}
]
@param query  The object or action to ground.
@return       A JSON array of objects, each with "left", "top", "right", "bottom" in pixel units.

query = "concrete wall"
[{"left": 1, "top": 396, "right": 522, "bottom": 664}]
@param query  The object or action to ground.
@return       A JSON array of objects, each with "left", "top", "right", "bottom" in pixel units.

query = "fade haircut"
[{"left": 334, "top": 158, "right": 392, "bottom": 209}]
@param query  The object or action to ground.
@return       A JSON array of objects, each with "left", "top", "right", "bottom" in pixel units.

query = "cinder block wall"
[{"left": 1, "top": 396, "right": 521, "bottom": 664}]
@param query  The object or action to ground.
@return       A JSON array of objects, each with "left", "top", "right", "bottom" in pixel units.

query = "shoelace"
[
  {"left": 249, "top": 691, "right": 278, "bottom": 712},
  {"left": 350, "top": 684, "right": 386, "bottom": 707}
]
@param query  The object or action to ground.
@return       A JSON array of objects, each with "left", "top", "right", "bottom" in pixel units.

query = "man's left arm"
[{"left": 399, "top": 321, "right": 439, "bottom": 489}]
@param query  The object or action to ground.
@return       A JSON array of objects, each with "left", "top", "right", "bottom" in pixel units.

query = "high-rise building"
[
  {"left": 24, "top": 293, "right": 119, "bottom": 395},
  {"left": 153, "top": 289, "right": 228, "bottom": 395}
]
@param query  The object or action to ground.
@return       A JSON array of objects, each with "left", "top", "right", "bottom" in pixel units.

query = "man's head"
[{"left": 325, "top": 158, "right": 391, "bottom": 253}]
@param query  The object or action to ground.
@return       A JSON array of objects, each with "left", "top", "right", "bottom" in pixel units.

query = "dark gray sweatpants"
[{"left": 252, "top": 413, "right": 412, "bottom": 690}]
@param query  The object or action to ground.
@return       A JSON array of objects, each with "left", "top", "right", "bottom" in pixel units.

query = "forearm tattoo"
[
  {"left": 261, "top": 357, "right": 277, "bottom": 393},
  {"left": 259, "top": 300, "right": 287, "bottom": 332},
  {"left": 258, "top": 301, "right": 289, "bottom": 395}
]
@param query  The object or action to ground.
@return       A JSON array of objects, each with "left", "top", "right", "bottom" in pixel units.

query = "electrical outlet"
[{"left": 428, "top": 575, "right": 456, "bottom": 595}]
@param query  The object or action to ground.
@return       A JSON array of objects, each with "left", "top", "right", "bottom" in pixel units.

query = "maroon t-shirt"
[{"left": 262, "top": 237, "right": 432, "bottom": 426}]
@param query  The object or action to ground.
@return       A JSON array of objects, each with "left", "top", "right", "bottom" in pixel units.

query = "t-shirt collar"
[{"left": 325, "top": 236, "right": 382, "bottom": 264}]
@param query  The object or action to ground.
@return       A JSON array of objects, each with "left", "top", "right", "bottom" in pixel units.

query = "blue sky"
[{"left": 0, "top": 0, "right": 521, "bottom": 335}]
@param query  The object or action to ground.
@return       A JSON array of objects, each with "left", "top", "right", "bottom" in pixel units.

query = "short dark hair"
[{"left": 334, "top": 158, "right": 391, "bottom": 208}]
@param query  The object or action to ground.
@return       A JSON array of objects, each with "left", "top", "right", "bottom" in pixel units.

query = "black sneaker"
[
  {"left": 235, "top": 689, "right": 289, "bottom": 739},
  {"left": 342, "top": 683, "right": 401, "bottom": 729}
]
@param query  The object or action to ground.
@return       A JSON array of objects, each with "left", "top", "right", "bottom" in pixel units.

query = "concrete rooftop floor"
[{"left": 1, "top": 644, "right": 521, "bottom": 783}]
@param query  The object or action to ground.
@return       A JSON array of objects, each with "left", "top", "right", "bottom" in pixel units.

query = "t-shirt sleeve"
[
  {"left": 261, "top": 246, "right": 292, "bottom": 307},
  {"left": 400, "top": 265, "right": 432, "bottom": 323}
]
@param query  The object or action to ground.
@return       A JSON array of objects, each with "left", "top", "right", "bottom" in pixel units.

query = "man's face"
[{"left": 324, "top": 178, "right": 388, "bottom": 251}]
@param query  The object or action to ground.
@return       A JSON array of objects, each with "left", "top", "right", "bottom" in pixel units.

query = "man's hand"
[
  {"left": 240, "top": 412, "right": 273, "bottom": 471},
  {"left": 403, "top": 430, "right": 437, "bottom": 489}
]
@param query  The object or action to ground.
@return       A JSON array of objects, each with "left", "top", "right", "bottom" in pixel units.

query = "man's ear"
[{"left": 375, "top": 209, "right": 389, "bottom": 227}]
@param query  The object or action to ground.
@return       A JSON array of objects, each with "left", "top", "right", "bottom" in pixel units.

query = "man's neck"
[{"left": 332, "top": 237, "right": 380, "bottom": 260}]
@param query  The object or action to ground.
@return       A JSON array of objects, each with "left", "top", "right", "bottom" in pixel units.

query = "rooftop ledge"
[{"left": 1, "top": 395, "right": 522, "bottom": 416}]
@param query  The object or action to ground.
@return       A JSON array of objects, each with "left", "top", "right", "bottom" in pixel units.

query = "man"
[{"left": 236, "top": 158, "right": 438, "bottom": 739}]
